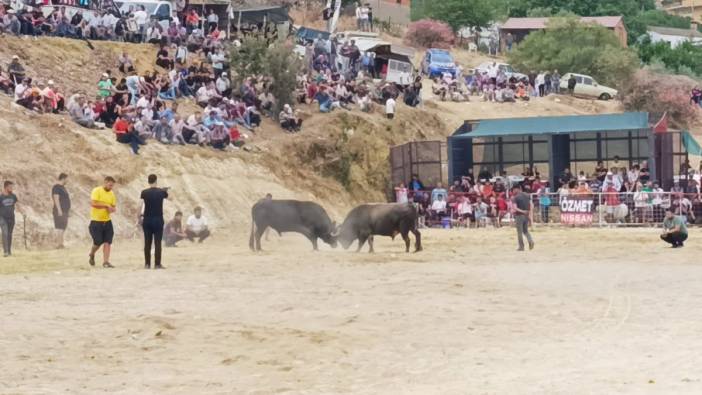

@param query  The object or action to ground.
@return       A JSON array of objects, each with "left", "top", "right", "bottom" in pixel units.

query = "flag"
[{"left": 653, "top": 112, "right": 668, "bottom": 134}]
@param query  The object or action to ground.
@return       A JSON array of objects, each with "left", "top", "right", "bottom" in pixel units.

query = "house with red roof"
[{"left": 499, "top": 16, "right": 628, "bottom": 52}]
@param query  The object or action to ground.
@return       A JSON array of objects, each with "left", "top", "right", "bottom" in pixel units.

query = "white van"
[{"left": 114, "top": 0, "right": 174, "bottom": 30}]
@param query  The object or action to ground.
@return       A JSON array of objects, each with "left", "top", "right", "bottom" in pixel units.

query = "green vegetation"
[
  {"left": 230, "top": 37, "right": 301, "bottom": 119},
  {"left": 638, "top": 38, "right": 702, "bottom": 78},
  {"left": 507, "top": 18, "right": 638, "bottom": 88},
  {"left": 411, "top": 0, "right": 494, "bottom": 30}
]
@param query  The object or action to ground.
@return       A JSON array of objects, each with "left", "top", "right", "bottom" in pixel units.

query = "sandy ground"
[{"left": 1, "top": 227, "right": 700, "bottom": 394}]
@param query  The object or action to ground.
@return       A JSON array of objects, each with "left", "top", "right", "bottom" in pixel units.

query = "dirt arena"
[{"left": 1, "top": 227, "right": 699, "bottom": 394}]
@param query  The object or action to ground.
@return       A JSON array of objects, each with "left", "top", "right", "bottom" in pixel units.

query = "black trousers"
[
  {"left": 661, "top": 232, "right": 688, "bottom": 246},
  {"left": 143, "top": 217, "right": 164, "bottom": 266},
  {"left": 0, "top": 215, "right": 15, "bottom": 255}
]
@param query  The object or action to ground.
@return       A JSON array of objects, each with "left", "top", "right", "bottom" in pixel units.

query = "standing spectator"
[
  {"left": 88, "top": 176, "right": 117, "bottom": 268},
  {"left": 133, "top": 5, "right": 148, "bottom": 42},
  {"left": 567, "top": 74, "right": 577, "bottom": 95},
  {"left": 206, "top": 9, "right": 218, "bottom": 32},
  {"left": 538, "top": 189, "right": 551, "bottom": 223},
  {"left": 165, "top": 211, "right": 187, "bottom": 247},
  {"left": 660, "top": 208, "right": 688, "bottom": 248},
  {"left": 431, "top": 182, "right": 447, "bottom": 203},
  {"left": 52, "top": 173, "right": 71, "bottom": 249},
  {"left": 505, "top": 32, "right": 514, "bottom": 52},
  {"left": 139, "top": 174, "right": 169, "bottom": 269},
  {"left": 0, "top": 181, "right": 23, "bottom": 257},
  {"left": 186, "top": 206, "right": 210, "bottom": 242},
  {"left": 385, "top": 96, "right": 396, "bottom": 119},
  {"left": 512, "top": 185, "right": 534, "bottom": 251},
  {"left": 395, "top": 182, "right": 408, "bottom": 203},
  {"left": 551, "top": 70, "right": 561, "bottom": 94},
  {"left": 354, "top": 2, "right": 362, "bottom": 30},
  {"left": 7, "top": 55, "right": 25, "bottom": 84}
]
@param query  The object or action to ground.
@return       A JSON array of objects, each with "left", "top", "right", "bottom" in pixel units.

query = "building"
[
  {"left": 499, "top": 16, "right": 628, "bottom": 50},
  {"left": 647, "top": 25, "right": 702, "bottom": 47},
  {"left": 658, "top": 0, "right": 702, "bottom": 22},
  {"left": 447, "top": 113, "right": 689, "bottom": 190}
]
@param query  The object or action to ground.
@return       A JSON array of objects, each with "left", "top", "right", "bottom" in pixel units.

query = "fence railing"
[{"left": 402, "top": 189, "right": 701, "bottom": 228}]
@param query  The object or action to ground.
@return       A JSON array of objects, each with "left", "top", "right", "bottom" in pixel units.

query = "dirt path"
[{"left": 1, "top": 228, "right": 700, "bottom": 394}]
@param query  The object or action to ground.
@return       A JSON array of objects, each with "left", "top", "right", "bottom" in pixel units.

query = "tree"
[
  {"left": 404, "top": 19, "right": 454, "bottom": 49},
  {"left": 422, "top": 0, "right": 495, "bottom": 31},
  {"left": 230, "top": 38, "right": 302, "bottom": 120},
  {"left": 264, "top": 43, "right": 302, "bottom": 120},
  {"left": 507, "top": 18, "right": 638, "bottom": 88},
  {"left": 621, "top": 69, "right": 698, "bottom": 127},
  {"left": 626, "top": 10, "right": 694, "bottom": 44},
  {"left": 637, "top": 38, "right": 702, "bottom": 77}
]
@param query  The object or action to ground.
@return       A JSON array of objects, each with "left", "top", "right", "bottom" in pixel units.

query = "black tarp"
[{"left": 232, "top": 5, "right": 289, "bottom": 24}]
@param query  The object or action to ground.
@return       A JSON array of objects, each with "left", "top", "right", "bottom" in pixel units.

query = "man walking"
[
  {"left": 512, "top": 185, "right": 534, "bottom": 251},
  {"left": 139, "top": 174, "right": 169, "bottom": 269},
  {"left": 52, "top": 173, "right": 71, "bottom": 249},
  {"left": 88, "top": 176, "right": 117, "bottom": 268},
  {"left": 661, "top": 208, "right": 688, "bottom": 248},
  {"left": 0, "top": 181, "right": 24, "bottom": 257}
]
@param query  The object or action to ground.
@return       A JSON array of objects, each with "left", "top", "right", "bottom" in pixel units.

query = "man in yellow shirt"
[{"left": 88, "top": 176, "right": 117, "bottom": 268}]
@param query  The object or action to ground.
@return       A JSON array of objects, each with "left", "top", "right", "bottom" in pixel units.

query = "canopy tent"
[
  {"left": 683, "top": 130, "right": 702, "bottom": 156},
  {"left": 452, "top": 112, "right": 650, "bottom": 139}
]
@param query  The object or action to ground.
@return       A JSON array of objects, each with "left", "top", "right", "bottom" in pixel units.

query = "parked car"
[
  {"left": 560, "top": 73, "right": 618, "bottom": 100},
  {"left": 421, "top": 48, "right": 457, "bottom": 78},
  {"left": 475, "top": 62, "right": 528, "bottom": 81}
]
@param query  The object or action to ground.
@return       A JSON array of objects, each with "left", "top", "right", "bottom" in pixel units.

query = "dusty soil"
[{"left": 1, "top": 227, "right": 700, "bottom": 394}]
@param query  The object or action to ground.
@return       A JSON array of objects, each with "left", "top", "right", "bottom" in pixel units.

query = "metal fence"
[{"left": 406, "top": 190, "right": 701, "bottom": 228}]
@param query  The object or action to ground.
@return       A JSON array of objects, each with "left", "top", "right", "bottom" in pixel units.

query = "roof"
[
  {"left": 428, "top": 48, "right": 450, "bottom": 54},
  {"left": 648, "top": 25, "right": 702, "bottom": 38},
  {"left": 452, "top": 112, "right": 649, "bottom": 139},
  {"left": 501, "top": 16, "right": 623, "bottom": 30}
]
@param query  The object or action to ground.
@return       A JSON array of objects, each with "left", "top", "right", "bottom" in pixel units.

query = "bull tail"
[{"left": 249, "top": 210, "right": 256, "bottom": 251}]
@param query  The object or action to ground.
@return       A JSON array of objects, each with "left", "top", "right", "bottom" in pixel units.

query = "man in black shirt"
[
  {"left": 512, "top": 185, "right": 534, "bottom": 251},
  {"left": 0, "top": 180, "right": 24, "bottom": 257},
  {"left": 52, "top": 173, "right": 71, "bottom": 249},
  {"left": 140, "top": 174, "right": 169, "bottom": 269}
]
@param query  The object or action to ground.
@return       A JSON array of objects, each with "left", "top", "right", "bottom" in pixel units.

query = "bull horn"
[{"left": 331, "top": 223, "right": 340, "bottom": 237}]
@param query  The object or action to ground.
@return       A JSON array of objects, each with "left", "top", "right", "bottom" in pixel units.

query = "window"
[
  {"left": 576, "top": 76, "right": 584, "bottom": 84},
  {"left": 156, "top": 4, "right": 170, "bottom": 20},
  {"left": 583, "top": 78, "right": 593, "bottom": 85}
]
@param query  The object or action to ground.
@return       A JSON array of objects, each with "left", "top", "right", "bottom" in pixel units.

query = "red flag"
[{"left": 654, "top": 112, "right": 668, "bottom": 133}]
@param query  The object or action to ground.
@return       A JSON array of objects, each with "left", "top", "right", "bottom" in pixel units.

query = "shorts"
[
  {"left": 89, "top": 220, "right": 114, "bottom": 246},
  {"left": 53, "top": 212, "right": 69, "bottom": 230}
]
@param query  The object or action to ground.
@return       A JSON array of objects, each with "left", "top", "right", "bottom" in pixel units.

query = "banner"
[{"left": 560, "top": 196, "right": 594, "bottom": 225}]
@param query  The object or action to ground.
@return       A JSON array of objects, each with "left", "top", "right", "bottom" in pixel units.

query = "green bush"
[
  {"left": 637, "top": 38, "right": 702, "bottom": 78},
  {"left": 507, "top": 17, "right": 638, "bottom": 88}
]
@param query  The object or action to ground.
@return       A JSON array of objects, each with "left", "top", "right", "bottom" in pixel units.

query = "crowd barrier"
[{"left": 403, "top": 190, "right": 701, "bottom": 228}]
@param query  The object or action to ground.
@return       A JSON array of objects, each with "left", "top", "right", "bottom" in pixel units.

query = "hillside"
[{"left": 0, "top": 35, "right": 630, "bottom": 247}]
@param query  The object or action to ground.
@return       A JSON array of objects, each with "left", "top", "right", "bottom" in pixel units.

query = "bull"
[
  {"left": 337, "top": 203, "right": 422, "bottom": 253},
  {"left": 249, "top": 199, "right": 338, "bottom": 251}
]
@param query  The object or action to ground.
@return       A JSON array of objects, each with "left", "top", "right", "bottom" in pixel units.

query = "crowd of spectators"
[
  {"left": 395, "top": 158, "right": 702, "bottom": 228},
  {"left": 0, "top": 1, "right": 315, "bottom": 154}
]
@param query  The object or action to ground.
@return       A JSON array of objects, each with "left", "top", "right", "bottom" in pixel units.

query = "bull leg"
[
  {"left": 368, "top": 235, "right": 375, "bottom": 253},
  {"left": 401, "top": 231, "right": 410, "bottom": 253},
  {"left": 255, "top": 226, "right": 266, "bottom": 251},
  {"left": 412, "top": 228, "right": 422, "bottom": 252},
  {"left": 356, "top": 235, "right": 368, "bottom": 252},
  {"left": 310, "top": 237, "right": 319, "bottom": 251}
]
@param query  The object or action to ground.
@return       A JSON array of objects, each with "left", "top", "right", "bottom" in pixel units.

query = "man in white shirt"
[
  {"left": 431, "top": 194, "right": 447, "bottom": 214},
  {"left": 186, "top": 206, "right": 210, "bottom": 242},
  {"left": 13, "top": 78, "right": 28, "bottom": 102},
  {"left": 133, "top": 6, "right": 149, "bottom": 42},
  {"left": 385, "top": 97, "right": 396, "bottom": 120},
  {"left": 216, "top": 72, "right": 231, "bottom": 96}
]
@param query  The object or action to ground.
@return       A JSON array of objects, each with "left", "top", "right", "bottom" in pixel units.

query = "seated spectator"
[
  {"left": 430, "top": 194, "right": 447, "bottom": 221},
  {"left": 145, "top": 19, "right": 163, "bottom": 44},
  {"left": 473, "top": 196, "right": 488, "bottom": 225},
  {"left": 165, "top": 211, "right": 187, "bottom": 247},
  {"left": 68, "top": 95, "right": 98, "bottom": 128},
  {"left": 156, "top": 45, "right": 174, "bottom": 69},
  {"left": 186, "top": 206, "right": 210, "bottom": 242},
  {"left": 8, "top": 55, "right": 25, "bottom": 84},
  {"left": 279, "top": 104, "right": 303, "bottom": 133},
  {"left": 152, "top": 116, "right": 173, "bottom": 143},
  {"left": 114, "top": 116, "right": 145, "bottom": 154},
  {"left": 118, "top": 52, "right": 135, "bottom": 73},
  {"left": 0, "top": 66, "right": 13, "bottom": 94}
]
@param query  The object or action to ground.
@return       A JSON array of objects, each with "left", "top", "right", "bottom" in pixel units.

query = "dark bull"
[
  {"left": 249, "top": 199, "right": 339, "bottom": 251},
  {"left": 337, "top": 203, "right": 422, "bottom": 253}
]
